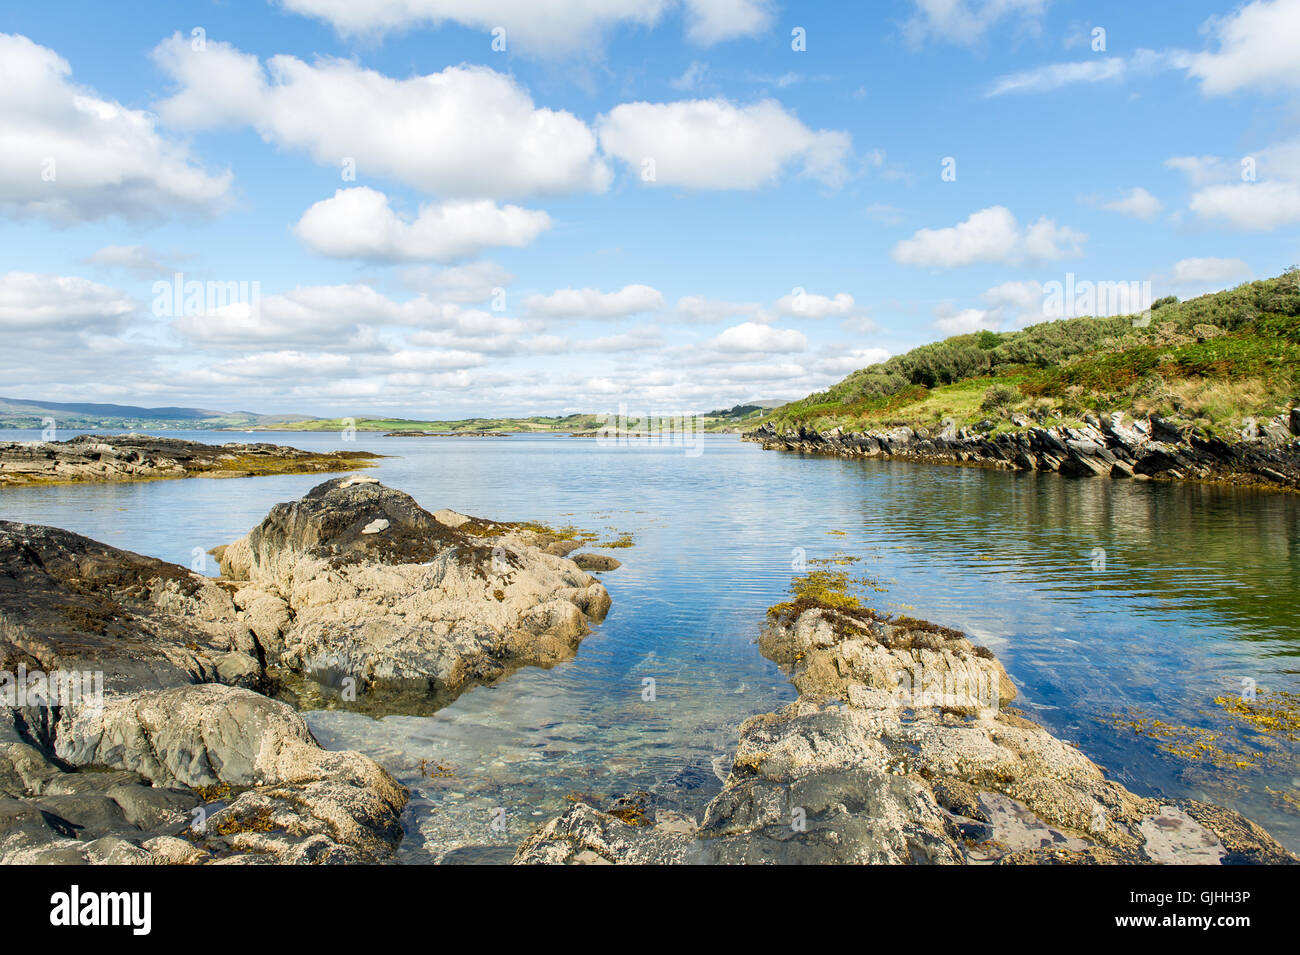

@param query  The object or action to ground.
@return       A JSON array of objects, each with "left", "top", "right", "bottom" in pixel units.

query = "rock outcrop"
[
  {"left": 0, "top": 433, "right": 378, "bottom": 488},
  {"left": 516, "top": 604, "right": 1296, "bottom": 865},
  {"left": 215, "top": 476, "right": 611, "bottom": 707},
  {"left": 1, "top": 477, "right": 613, "bottom": 863},
  {"left": 745, "top": 409, "right": 1300, "bottom": 491}
]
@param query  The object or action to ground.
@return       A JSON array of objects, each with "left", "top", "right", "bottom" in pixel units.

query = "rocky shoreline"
[
  {"left": 745, "top": 408, "right": 1300, "bottom": 492},
  {"left": 0, "top": 433, "right": 380, "bottom": 488},
  {"left": 0, "top": 476, "right": 615, "bottom": 863},
  {"left": 516, "top": 602, "right": 1296, "bottom": 864}
]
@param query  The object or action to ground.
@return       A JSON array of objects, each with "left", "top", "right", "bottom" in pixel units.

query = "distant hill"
[
  {"left": 0, "top": 398, "right": 313, "bottom": 431},
  {"left": 0, "top": 398, "right": 772, "bottom": 434}
]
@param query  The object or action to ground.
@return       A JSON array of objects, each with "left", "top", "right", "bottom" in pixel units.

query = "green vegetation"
[{"left": 760, "top": 270, "right": 1300, "bottom": 438}]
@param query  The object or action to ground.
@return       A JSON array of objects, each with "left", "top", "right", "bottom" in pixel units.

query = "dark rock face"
[
  {"left": 0, "top": 521, "right": 262, "bottom": 697},
  {"left": 516, "top": 607, "right": 1297, "bottom": 866},
  {"left": 744, "top": 409, "right": 1300, "bottom": 491},
  {"left": 0, "top": 433, "right": 377, "bottom": 488}
]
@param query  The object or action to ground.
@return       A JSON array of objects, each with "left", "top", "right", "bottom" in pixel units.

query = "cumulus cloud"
[
  {"left": 293, "top": 187, "right": 551, "bottom": 263},
  {"left": 0, "top": 33, "right": 230, "bottom": 223},
  {"left": 1099, "top": 187, "right": 1162, "bottom": 221},
  {"left": 598, "top": 98, "right": 852, "bottom": 189},
  {"left": 524, "top": 285, "right": 664, "bottom": 319},
  {"left": 1188, "top": 180, "right": 1300, "bottom": 230},
  {"left": 0, "top": 272, "right": 136, "bottom": 332},
  {"left": 933, "top": 305, "right": 1001, "bottom": 336},
  {"left": 171, "top": 283, "right": 462, "bottom": 347},
  {"left": 707, "top": 321, "right": 806, "bottom": 353},
  {"left": 773, "top": 291, "right": 856, "bottom": 319},
  {"left": 152, "top": 35, "right": 610, "bottom": 199},
  {"left": 278, "top": 0, "right": 773, "bottom": 51},
  {"left": 1187, "top": 0, "right": 1300, "bottom": 95},
  {"left": 1170, "top": 257, "right": 1253, "bottom": 285},
  {"left": 892, "top": 206, "right": 1085, "bottom": 268}
]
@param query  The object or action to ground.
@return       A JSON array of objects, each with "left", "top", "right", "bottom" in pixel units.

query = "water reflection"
[{"left": 1, "top": 429, "right": 1295, "bottom": 856}]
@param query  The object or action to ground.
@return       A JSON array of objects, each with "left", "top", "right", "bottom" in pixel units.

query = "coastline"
[{"left": 745, "top": 408, "right": 1300, "bottom": 493}]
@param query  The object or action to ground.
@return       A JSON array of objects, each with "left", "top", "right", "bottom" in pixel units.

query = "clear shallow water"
[{"left": 2, "top": 428, "right": 1298, "bottom": 858}]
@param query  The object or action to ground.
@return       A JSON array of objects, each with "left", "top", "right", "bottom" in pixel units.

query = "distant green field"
[{"left": 760, "top": 270, "right": 1300, "bottom": 439}]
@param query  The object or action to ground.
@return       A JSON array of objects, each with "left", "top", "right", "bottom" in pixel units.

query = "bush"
[{"left": 980, "top": 384, "right": 1020, "bottom": 412}]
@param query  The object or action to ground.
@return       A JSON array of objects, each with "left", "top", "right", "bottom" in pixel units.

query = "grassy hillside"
[{"left": 761, "top": 269, "right": 1300, "bottom": 437}]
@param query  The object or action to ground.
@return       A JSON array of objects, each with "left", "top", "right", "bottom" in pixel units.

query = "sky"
[{"left": 1, "top": 0, "right": 1299, "bottom": 418}]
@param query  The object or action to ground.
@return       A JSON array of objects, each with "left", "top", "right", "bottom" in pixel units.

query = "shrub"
[{"left": 980, "top": 384, "right": 1020, "bottom": 412}]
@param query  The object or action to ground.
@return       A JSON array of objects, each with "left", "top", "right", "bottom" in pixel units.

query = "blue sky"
[{"left": 1, "top": 0, "right": 1298, "bottom": 417}]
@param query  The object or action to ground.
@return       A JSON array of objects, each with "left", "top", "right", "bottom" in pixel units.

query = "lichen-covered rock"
[
  {"left": 2, "top": 685, "right": 407, "bottom": 864},
  {"left": 216, "top": 477, "right": 611, "bottom": 704},
  {"left": 517, "top": 607, "right": 1296, "bottom": 865}
]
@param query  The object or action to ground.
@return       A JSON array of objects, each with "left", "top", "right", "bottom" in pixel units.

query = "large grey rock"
[
  {"left": 217, "top": 477, "right": 611, "bottom": 705},
  {"left": 517, "top": 607, "right": 1296, "bottom": 866}
]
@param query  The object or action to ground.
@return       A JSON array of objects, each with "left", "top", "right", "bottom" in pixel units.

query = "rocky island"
[
  {"left": 0, "top": 476, "right": 613, "bottom": 863},
  {"left": 516, "top": 586, "right": 1296, "bottom": 864},
  {"left": 0, "top": 433, "right": 380, "bottom": 489}
]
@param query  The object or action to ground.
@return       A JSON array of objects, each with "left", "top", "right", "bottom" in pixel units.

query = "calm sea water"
[{"left": 2, "top": 428, "right": 1297, "bottom": 860}]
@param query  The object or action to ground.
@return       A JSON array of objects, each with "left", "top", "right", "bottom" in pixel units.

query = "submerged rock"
[{"left": 516, "top": 605, "right": 1296, "bottom": 865}]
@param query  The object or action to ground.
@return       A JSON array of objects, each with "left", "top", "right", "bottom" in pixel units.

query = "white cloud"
[
  {"left": 708, "top": 321, "right": 806, "bottom": 353},
  {"left": 902, "top": 0, "right": 1048, "bottom": 47},
  {"left": 1187, "top": 0, "right": 1300, "bottom": 95},
  {"left": 981, "top": 279, "right": 1044, "bottom": 312},
  {"left": 1099, "top": 187, "right": 1162, "bottom": 221},
  {"left": 152, "top": 35, "right": 610, "bottom": 199},
  {"left": 598, "top": 98, "right": 852, "bottom": 189},
  {"left": 773, "top": 291, "right": 856, "bottom": 318},
  {"left": 172, "top": 283, "right": 460, "bottom": 346},
  {"left": 933, "top": 305, "right": 1000, "bottom": 336},
  {"left": 0, "top": 33, "right": 230, "bottom": 224},
  {"left": 524, "top": 285, "right": 665, "bottom": 319},
  {"left": 683, "top": 0, "right": 775, "bottom": 45},
  {"left": 986, "top": 49, "right": 1191, "bottom": 97},
  {"left": 0, "top": 272, "right": 136, "bottom": 332},
  {"left": 1188, "top": 180, "right": 1300, "bottom": 230},
  {"left": 815, "top": 347, "right": 891, "bottom": 374},
  {"left": 987, "top": 57, "right": 1126, "bottom": 96},
  {"left": 278, "top": 0, "right": 773, "bottom": 51},
  {"left": 1170, "top": 257, "right": 1254, "bottom": 285},
  {"left": 892, "top": 206, "right": 1085, "bottom": 268},
  {"left": 293, "top": 187, "right": 551, "bottom": 263}
]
